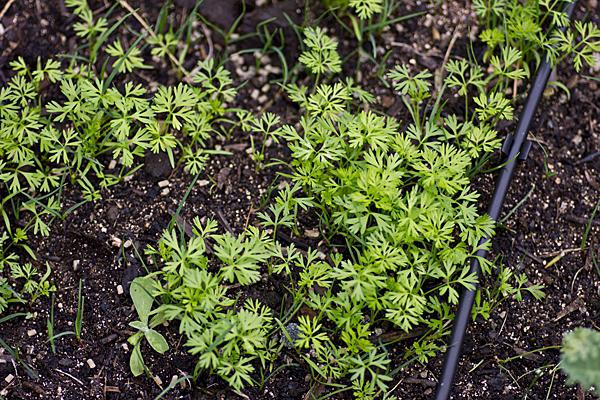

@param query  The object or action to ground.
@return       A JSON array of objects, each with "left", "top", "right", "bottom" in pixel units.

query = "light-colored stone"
[
  {"left": 110, "top": 236, "right": 122, "bottom": 247},
  {"left": 86, "top": 359, "right": 96, "bottom": 369},
  {"left": 304, "top": 229, "right": 320, "bottom": 238}
]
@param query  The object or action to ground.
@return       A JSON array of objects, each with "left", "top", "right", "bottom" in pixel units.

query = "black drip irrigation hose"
[{"left": 434, "top": 2, "right": 578, "bottom": 399}]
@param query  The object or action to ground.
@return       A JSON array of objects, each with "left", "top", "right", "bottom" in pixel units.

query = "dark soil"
[{"left": 1, "top": 0, "right": 599, "bottom": 399}]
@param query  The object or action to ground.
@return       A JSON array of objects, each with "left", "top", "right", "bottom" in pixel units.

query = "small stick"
[
  {"left": 539, "top": 247, "right": 581, "bottom": 258},
  {"left": 544, "top": 248, "right": 580, "bottom": 269},
  {"left": 566, "top": 214, "right": 600, "bottom": 226},
  {"left": 0, "top": 0, "right": 16, "bottom": 20},
  {"left": 55, "top": 369, "right": 85, "bottom": 386},
  {"left": 243, "top": 205, "right": 253, "bottom": 230},
  {"left": 216, "top": 208, "right": 234, "bottom": 234},
  {"left": 515, "top": 245, "right": 544, "bottom": 264},
  {"left": 575, "top": 151, "right": 600, "bottom": 165},
  {"left": 403, "top": 377, "right": 437, "bottom": 387}
]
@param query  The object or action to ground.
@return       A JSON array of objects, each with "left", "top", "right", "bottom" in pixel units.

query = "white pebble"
[
  {"left": 5, "top": 374, "right": 14, "bottom": 383},
  {"left": 116, "top": 285, "right": 124, "bottom": 295},
  {"left": 110, "top": 236, "right": 122, "bottom": 247},
  {"left": 27, "top": 329, "right": 37, "bottom": 337},
  {"left": 158, "top": 180, "right": 170, "bottom": 188},
  {"left": 304, "top": 229, "right": 320, "bottom": 238},
  {"left": 86, "top": 359, "right": 96, "bottom": 369}
]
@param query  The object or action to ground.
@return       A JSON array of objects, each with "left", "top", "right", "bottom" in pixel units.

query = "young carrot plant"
[{"left": 128, "top": 218, "right": 290, "bottom": 390}]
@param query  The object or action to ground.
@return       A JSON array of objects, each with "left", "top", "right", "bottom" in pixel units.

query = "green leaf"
[
  {"left": 145, "top": 329, "right": 169, "bottom": 354},
  {"left": 129, "top": 320, "right": 148, "bottom": 331},
  {"left": 130, "top": 344, "right": 145, "bottom": 377},
  {"left": 130, "top": 277, "right": 155, "bottom": 323}
]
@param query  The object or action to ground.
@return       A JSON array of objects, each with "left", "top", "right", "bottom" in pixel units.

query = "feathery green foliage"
[
  {"left": 131, "top": 218, "right": 282, "bottom": 390},
  {"left": 323, "top": 0, "right": 383, "bottom": 20},
  {"left": 299, "top": 27, "right": 342, "bottom": 76},
  {"left": 0, "top": 56, "right": 237, "bottom": 245},
  {"left": 561, "top": 327, "right": 600, "bottom": 392},
  {"left": 475, "top": 0, "right": 600, "bottom": 72},
  {"left": 0, "top": 233, "right": 55, "bottom": 314}
]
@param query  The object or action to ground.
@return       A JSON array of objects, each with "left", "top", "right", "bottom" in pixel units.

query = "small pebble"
[
  {"left": 110, "top": 236, "right": 122, "bottom": 247},
  {"left": 73, "top": 259, "right": 80, "bottom": 271},
  {"left": 27, "top": 329, "right": 37, "bottom": 337},
  {"left": 197, "top": 180, "right": 210, "bottom": 187},
  {"left": 4, "top": 374, "right": 14, "bottom": 383},
  {"left": 108, "top": 159, "right": 117, "bottom": 169},
  {"left": 123, "top": 239, "right": 133, "bottom": 248},
  {"left": 86, "top": 359, "right": 96, "bottom": 369},
  {"left": 161, "top": 188, "right": 170, "bottom": 196},
  {"left": 117, "top": 285, "right": 124, "bottom": 295},
  {"left": 304, "top": 229, "right": 320, "bottom": 238},
  {"left": 264, "top": 65, "right": 281, "bottom": 75},
  {"left": 158, "top": 180, "right": 170, "bottom": 188}
]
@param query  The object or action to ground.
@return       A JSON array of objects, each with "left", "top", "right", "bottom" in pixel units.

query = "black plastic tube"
[{"left": 434, "top": 2, "right": 577, "bottom": 399}]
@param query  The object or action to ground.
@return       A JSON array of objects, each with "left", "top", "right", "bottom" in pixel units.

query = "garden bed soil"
[{"left": 1, "top": 0, "right": 599, "bottom": 399}]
